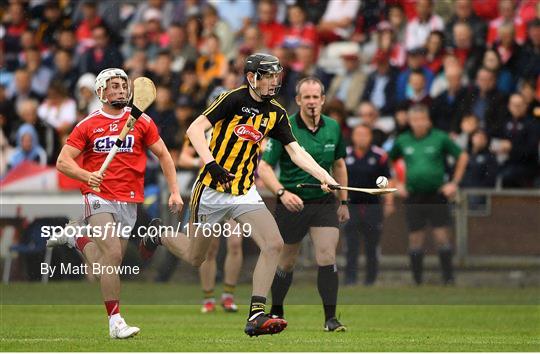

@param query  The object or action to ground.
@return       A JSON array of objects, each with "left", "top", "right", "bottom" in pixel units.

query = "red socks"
[
  {"left": 75, "top": 236, "right": 92, "bottom": 252},
  {"left": 104, "top": 300, "right": 120, "bottom": 316}
]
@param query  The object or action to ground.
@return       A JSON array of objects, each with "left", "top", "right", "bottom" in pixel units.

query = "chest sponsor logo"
[
  {"left": 425, "top": 146, "right": 436, "bottom": 154},
  {"left": 324, "top": 143, "right": 335, "bottom": 152},
  {"left": 234, "top": 124, "right": 263, "bottom": 142},
  {"left": 404, "top": 147, "right": 414, "bottom": 155},
  {"left": 93, "top": 135, "right": 135, "bottom": 153}
]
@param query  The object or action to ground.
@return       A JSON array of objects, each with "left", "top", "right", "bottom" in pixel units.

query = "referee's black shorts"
[
  {"left": 404, "top": 192, "right": 451, "bottom": 232},
  {"left": 275, "top": 193, "right": 339, "bottom": 245}
]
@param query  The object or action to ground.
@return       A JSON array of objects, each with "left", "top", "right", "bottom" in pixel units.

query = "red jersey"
[{"left": 66, "top": 107, "right": 160, "bottom": 203}]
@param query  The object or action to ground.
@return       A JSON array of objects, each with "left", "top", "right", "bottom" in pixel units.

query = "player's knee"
[
  {"left": 189, "top": 254, "right": 206, "bottom": 267},
  {"left": 262, "top": 236, "right": 283, "bottom": 256},
  {"left": 316, "top": 249, "right": 335, "bottom": 266},
  {"left": 280, "top": 258, "right": 296, "bottom": 272},
  {"left": 103, "top": 249, "right": 123, "bottom": 265}
]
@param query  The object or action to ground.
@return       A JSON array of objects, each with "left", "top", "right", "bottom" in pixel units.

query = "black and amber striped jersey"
[{"left": 198, "top": 85, "right": 296, "bottom": 195}]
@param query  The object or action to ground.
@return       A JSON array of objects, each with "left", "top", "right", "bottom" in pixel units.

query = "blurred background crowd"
[{"left": 1, "top": 0, "right": 539, "bottom": 188}]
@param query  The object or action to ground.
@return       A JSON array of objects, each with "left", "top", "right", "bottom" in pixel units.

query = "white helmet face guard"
[{"left": 94, "top": 68, "right": 132, "bottom": 107}]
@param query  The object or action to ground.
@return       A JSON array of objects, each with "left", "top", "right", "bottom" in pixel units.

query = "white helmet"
[{"left": 94, "top": 68, "right": 132, "bottom": 108}]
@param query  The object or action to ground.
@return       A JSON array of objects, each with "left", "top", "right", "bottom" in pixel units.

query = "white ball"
[{"left": 376, "top": 176, "right": 388, "bottom": 188}]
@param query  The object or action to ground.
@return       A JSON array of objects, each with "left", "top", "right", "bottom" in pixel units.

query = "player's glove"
[{"left": 205, "top": 161, "right": 234, "bottom": 185}]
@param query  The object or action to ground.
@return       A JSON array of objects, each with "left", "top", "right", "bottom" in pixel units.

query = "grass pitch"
[{"left": 1, "top": 282, "right": 539, "bottom": 351}]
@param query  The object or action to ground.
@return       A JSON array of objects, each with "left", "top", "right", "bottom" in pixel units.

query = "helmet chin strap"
[{"left": 110, "top": 100, "right": 128, "bottom": 109}]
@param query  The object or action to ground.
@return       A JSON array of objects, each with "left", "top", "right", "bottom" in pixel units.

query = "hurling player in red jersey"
[{"left": 49, "top": 68, "right": 183, "bottom": 339}]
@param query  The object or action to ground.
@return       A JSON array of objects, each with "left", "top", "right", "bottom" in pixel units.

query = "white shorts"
[
  {"left": 83, "top": 193, "right": 137, "bottom": 237},
  {"left": 189, "top": 182, "right": 266, "bottom": 225}
]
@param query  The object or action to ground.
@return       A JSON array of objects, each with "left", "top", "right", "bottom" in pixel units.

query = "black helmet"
[
  {"left": 244, "top": 53, "right": 283, "bottom": 100},
  {"left": 244, "top": 53, "right": 283, "bottom": 76}
]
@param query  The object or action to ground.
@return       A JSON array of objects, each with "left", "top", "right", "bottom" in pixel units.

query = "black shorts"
[
  {"left": 275, "top": 194, "right": 339, "bottom": 244},
  {"left": 404, "top": 193, "right": 451, "bottom": 232}
]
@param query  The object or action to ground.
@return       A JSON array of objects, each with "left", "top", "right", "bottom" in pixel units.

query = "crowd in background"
[{"left": 1, "top": 0, "right": 539, "bottom": 189}]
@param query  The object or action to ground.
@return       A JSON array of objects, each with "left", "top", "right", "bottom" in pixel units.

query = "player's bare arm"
[
  {"left": 332, "top": 158, "right": 350, "bottom": 223},
  {"left": 258, "top": 160, "right": 304, "bottom": 212},
  {"left": 57, "top": 145, "right": 103, "bottom": 188},
  {"left": 186, "top": 114, "right": 235, "bottom": 189},
  {"left": 148, "top": 138, "right": 183, "bottom": 213},
  {"left": 284, "top": 141, "right": 338, "bottom": 191}
]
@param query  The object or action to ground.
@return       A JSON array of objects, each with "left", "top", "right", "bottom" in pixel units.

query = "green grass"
[{"left": 1, "top": 282, "right": 539, "bottom": 351}]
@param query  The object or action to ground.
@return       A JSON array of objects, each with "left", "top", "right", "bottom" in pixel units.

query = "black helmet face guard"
[{"left": 246, "top": 55, "right": 283, "bottom": 100}]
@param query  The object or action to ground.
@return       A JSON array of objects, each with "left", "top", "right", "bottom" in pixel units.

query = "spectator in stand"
[
  {"left": 201, "top": 4, "right": 234, "bottom": 58},
  {"left": 290, "top": 42, "right": 325, "bottom": 80},
  {"left": 456, "top": 67, "right": 507, "bottom": 136},
  {"left": 37, "top": 80, "right": 77, "bottom": 139},
  {"left": 238, "top": 26, "right": 269, "bottom": 57},
  {"left": 295, "top": 0, "right": 328, "bottom": 25},
  {"left": 361, "top": 51, "right": 399, "bottom": 116},
  {"left": 424, "top": 31, "right": 446, "bottom": 74},
  {"left": 142, "top": 8, "right": 167, "bottom": 49},
  {"left": 430, "top": 63, "right": 468, "bottom": 133},
  {"left": 449, "top": 21, "right": 485, "bottom": 80},
  {"left": 75, "top": 73, "right": 101, "bottom": 119},
  {"left": 52, "top": 49, "right": 79, "bottom": 94},
  {"left": 404, "top": 0, "right": 444, "bottom": 51},
  {"left": 22, "top": 47, "right": 54, "bottom": 99},
  {"left": 124, "top": 50, "right": 152, "bottom": 80},
  {"left": 149, "top": 50, "right": 181, "bottom": 101},
  {"left": 56, "top": 28, "right": 79, "bottom": 56},
  {"left": 401, "top": 69, "right": 431, "bottom": 109},
  {"left": 492, "top": 23, "right": 524, "bottom": 78},
  {"left": 174, "top": 95, "right": 196, "bottom": 161},
  {"left": 386, "top": 3, "right": 407, "bottom": 43},
  {"left": 396, "top": 48, "right": 434, "bottom": 103},
  {"left": 165, "top": 23, "right": 198, "bottom": 74},
  {"left": 461, "top": 129, "right": 498, "bottom": 189},
  {"left": 79, "top": 25, "right": 123, "bottom": 75},
  {"left": 494, "top": 93, "right": 540, "bottom": 187},
  {"left": 317, "top": 0, "right": 361, "bottom": 44},
  {"left": 481, "top": 48, "right": 517, "bottom": 95},
  {"left": 487, "top": 0, "right": 528, "bottom": 46},
  {"left": 74, "top": 1, "right": 103, "bottom": 52},
  {"left": 7, "top": 124, "right": 47, "bottom": 172},
  {"left": 445, "top": 0, "right": 487, "bottom": 48},
  {"left": 519, "top": 79, "right": 540, "bottom": 118},
  {"left": 257, "top": 0, "right": 286, "bottom": 50},
  {"left": 13, "top": 99, "right": 60, "bottom": 165},
  {"left": 35, "top": 2, "right": 72, "bottom": 50},
  {"left": 132, "top": 0, "right": 175, "bottom": 30},
  {"left": 326, "top": 49, "right": 367, "bottom": 115},
  {"left": 322, "top": 100, "right": 351, "bottom": 143},
  {"left": 122, "top": 22, "right": 160, "bottom": 62},
  {"left": 178, "top": 62, "right": 206, "bottom": 111},
  {"left": 7, "top": 69, "right": 42, "bottom": 113},
  {"left": 2, "top": 2, "right": 29, "bottom": 70},
  {"left": 375, "top": 21, "right": 406, "bottom": 69},
  {"left": 472, "top": 0, "right": 500, "bottom": 22},
  {"left": 146, "top": 85, "right": 178, "bottom": 155},
  {"left": 519, "top": 19, "right": 540, "bottom": 79},
  {"left": 356, "top": 101, "right": 388, "bottom": 147},
  {"left": 186, "top": 15, "right": 204, "bottom": 51},
  {"left": 196, "top": 34, "right": 228, "bottom": 90},
  {"left": 210, "top": 0, "right": 255, "bottom": 36},
  {"left": 453, "top": 114, "right": 480, "bottom": 150},
  {"left": 280, "top": 4, "right": 318, "bottom": 50},
  {"left": 343, "top": 124, "right": 394, "bottom": 286},
  {"left": 430, "top": 54, "right": 469, "bottom": 98},
  {"left": 0, "top": 85, "right": 17, "bottom": 141}
]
